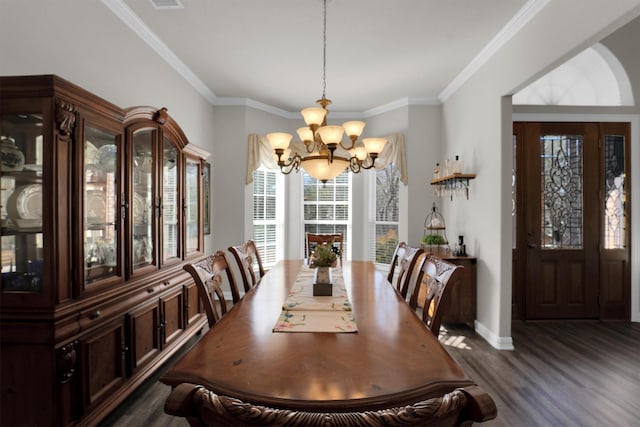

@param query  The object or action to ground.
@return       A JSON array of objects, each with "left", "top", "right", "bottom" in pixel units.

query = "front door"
[{"left": 515, "top": 122, "right": 630, "bottom": 320}]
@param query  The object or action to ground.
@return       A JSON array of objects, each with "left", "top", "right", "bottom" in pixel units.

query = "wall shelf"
[{"left": 430, "top": 173, "right": 476, "bottom": 200}]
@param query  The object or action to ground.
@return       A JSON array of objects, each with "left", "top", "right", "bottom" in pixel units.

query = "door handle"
[{"left": 527, "top": 243, "right": 538, "bottom": 249}]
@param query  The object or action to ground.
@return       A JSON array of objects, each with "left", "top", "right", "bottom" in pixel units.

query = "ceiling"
[{"left": 106, "top": 0, "right": 533, "bottom": 113}]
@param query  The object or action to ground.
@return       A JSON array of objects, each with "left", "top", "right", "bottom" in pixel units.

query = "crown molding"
[
  {"left": 212, "top": 96, "right": 441, "bottom": 119},
  {"left": 101, "top": 0, "right": 217, "bottom": 104},
  {"left": 104, "top": 0, "right": 547, "bottom": 115},
  {"left": 438, "top": 0, "right": 550, "bottom": 102},
  {"left": 212, "top": 97, "right": 299, "bottom": 118}
]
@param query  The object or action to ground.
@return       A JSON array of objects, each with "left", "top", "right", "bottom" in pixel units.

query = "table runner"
[{"left": 273, "top": 266, "right": 357, "bottom": 333}]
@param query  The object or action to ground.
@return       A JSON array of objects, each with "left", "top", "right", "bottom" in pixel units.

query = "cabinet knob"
[
  {"left": 164, "top": 281, "right": 171, "bottom": 286},
  {"left": 89, "top": 310, "right": 101, "bottom": 320},
  {"left": 147, "top": 288, "right": 155, "bottom": 293}
]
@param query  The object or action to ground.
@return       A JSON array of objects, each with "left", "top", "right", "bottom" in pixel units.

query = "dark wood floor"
[{"left": 99, "top": 321, "right": 640, "bottom": 427}]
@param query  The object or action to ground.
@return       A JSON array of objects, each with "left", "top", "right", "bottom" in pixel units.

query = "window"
[
  {"left": 370, "top": 163, "right": 400, "bottom": 265},
  {"left": 252, "top": 167, "right": 284, "bottom": 268},
  {"left": 302, "top": 171, "right": 350, "bottom": 258}
]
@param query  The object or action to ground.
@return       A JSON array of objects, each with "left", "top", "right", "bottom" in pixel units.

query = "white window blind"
[
  {"left": 302, "top": 171, "right": 351, "bottom": 259},
  {"left": 370, "top": 163, "right": 400, "bottom": 266},
  {"left": 252, "top": 167, "right": 283, "bottom": 268}
]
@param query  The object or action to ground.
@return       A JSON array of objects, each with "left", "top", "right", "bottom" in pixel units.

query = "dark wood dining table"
[{"left": 160, "top": 260, "right": 496, "bottom": 426}]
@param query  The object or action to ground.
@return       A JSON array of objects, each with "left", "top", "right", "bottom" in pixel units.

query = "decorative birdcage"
[{"left": 422, "top": 203, "right": 448, "bottom": 250}]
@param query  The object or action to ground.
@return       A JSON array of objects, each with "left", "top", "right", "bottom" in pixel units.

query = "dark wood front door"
[{"left": 515, "top": 122, "right": 630, "bottom": 320}]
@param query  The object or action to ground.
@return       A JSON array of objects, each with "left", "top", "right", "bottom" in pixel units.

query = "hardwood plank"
[{"left": 441, "top": 321, "right": 640, "bottom": 426}]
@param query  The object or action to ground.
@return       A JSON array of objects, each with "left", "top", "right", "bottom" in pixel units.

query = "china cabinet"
[{"left": 0, "top": 75, "right": 209, "bottom": 427}]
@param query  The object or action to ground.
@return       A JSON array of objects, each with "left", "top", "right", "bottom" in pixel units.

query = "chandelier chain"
[{"left": 322, "top": 0, "right": 327, "bottom": 100}]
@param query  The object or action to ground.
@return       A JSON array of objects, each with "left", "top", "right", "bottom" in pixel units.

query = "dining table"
[{"left": 160, "top": 260, "right": 497, "bottom": 426}]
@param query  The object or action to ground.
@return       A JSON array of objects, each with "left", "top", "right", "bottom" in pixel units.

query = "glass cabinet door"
[
  {"left": 1, "top": 113, "right": 44, "bottom": 293},
  {"left": 184, "top": 158, "right": 200, "bottom": 254},
  {"left": 132, "top": 129, "right": 155, "bottom": 271},
  {"left": 84, "top": 126, "right": 119, "bottom": 284},
  {"left": 162, "top": 137, "right": 179, "bottom": 263}
]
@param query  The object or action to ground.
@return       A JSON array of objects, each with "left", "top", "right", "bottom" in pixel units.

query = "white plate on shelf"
[
  {"left": 85, "top": 141, "right": 99, "bottom": 164},
  {"left": 85, "top": 190, "right": 106, "bottom": 223},
  {"left": 6, "top": 184, "right": 42, "bottom": 221},
  {"left": 97, "top": 144, "right": 117, "bottom": 172},
  {"left": 133, "top": 192, "right": 148, "bottom": 226}
]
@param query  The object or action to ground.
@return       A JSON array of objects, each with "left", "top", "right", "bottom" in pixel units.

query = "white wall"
[{"left": 441, "top": 0, "right": 640, "bottom": 347}]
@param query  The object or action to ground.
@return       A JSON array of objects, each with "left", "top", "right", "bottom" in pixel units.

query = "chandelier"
[{"left": 267, "top": 0, "right": 387, "bottom": 183}]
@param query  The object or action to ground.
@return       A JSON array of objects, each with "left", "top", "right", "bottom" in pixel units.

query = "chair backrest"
[
  {"left": 183, "top": 251, "right": 240, "bottom": 327},
  {"left": 228, "top": 240, "right": 265, "bottom": 292},
  {"left": 394, "top": 245, "right": 424, "bottom": 299},
  {"left": 387, "top": 241, "right": 407, "bottom": 283},
  {"left": 305, "top": 232, "right": 343, "bottom": 265},
  {"left": 410, "top": 254, "right": 462, "bottom": 336}
]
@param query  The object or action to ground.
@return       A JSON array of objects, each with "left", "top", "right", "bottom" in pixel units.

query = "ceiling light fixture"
[{"left": 267, "top": 0, "right": 387, "bottom": 183}]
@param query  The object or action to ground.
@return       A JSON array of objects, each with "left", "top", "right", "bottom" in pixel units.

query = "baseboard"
[{"left": 474, "top": 320, "right": 514, "bottom": 350}]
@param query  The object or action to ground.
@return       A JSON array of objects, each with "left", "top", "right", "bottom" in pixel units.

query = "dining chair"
[
  {"left": 394, "top": 244, "right": 424, "bottom": 300},
  {"left": 387, "top": 241, "right": 407, "bottom": 283},
  {"left": 228, "top": 240, "right": 265, "bottom": 292},
  {"left": 410, "top": 254, "right": 463, "bottom": 336},
  {"left": 183, "top": 251, "right": 241, "bottom": 328},
  {"left": 305, "top": 232, "right": 343, "bottom": 266}
]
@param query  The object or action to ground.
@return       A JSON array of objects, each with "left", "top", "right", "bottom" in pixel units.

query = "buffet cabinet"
[
  {"left": 0, "top": 75, "right": 209, "bottom": 427},
  {"left": 440, "top": 254, "right": 477, "bottom": 327}
]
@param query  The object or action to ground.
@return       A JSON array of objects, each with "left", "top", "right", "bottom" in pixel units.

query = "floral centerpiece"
[{"left": 309, "top": 242, "right": 338, "bottom": 268}]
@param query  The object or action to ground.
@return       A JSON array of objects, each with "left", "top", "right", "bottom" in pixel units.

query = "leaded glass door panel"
[
  {"left": 599, "top": 122, "right": 631, "bottom": 319},
  {"left": 523, "top": 123, "right": 599, "bottom": 319}
]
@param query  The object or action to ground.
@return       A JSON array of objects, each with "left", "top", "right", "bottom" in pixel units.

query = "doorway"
[{"left": 512, "top": 122, "right": 631, "bottom": 320}]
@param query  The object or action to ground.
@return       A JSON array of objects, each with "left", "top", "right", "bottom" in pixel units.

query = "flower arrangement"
[{"left": 309, "top": 242, "right": 338, "bottom": 268}]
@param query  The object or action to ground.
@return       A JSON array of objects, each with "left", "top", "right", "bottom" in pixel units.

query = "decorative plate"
[
  {"left": 85, "top": 141, "right": 99, "bottom": 164},
  {"left": 97, "top": 144, "right": 117, "bottom": 172},
  {"left": 85, "top": 190, "right": 106, "bottom": 224},
  {"left": 6, "top": 184, "right": 42, "bottom": 221},
  {"left": 133, "top": 192, "right": 148, "bottom": 226}
]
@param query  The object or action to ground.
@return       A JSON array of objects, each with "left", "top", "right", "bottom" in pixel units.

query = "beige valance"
[{"left": 246, "top": 133, "right": 408, "bottom": 185}]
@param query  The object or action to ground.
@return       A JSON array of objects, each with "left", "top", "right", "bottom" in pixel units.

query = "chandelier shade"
[
  {"left": 266, "top": 132, "right": 292, "bottom": 150},
  {"left": 301, "top": 154, "right": 350, "bottom": 182},
  {"left": 267, "top": 0, "right": 387, "bottom": 183},
  {"left": 301, "top": 107, "right": 327, "bottom": 127},
  {"left": 316, "top": 125, "right": 344, "bottom": 145}
]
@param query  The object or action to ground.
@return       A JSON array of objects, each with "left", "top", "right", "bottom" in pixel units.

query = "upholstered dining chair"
[
  {"left": 183, "top": 251, "right": 241, "bottom": 328},
  {"left": 228, "top": 240, "right": 265, "bottom": 293},
  {"left": 394, "top": 244, "right": 425, "bottom": 300},
  {"left": 305, "top": 232, "right": 343, "bottom": 266},
  {"left": 410, "top": 254, "right": 463, "bottom": 336}
]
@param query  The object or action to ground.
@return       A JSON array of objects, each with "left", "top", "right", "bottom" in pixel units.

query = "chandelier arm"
[
  {"left": 339, "top": 140, "right": 356, "bottom": 151},
  {"left": 304, "top": 140, "right": 317, "bottom": 153},
  {"left": 278, "top": 153, "right": 302, "bottom": 175},
  {"left": 357, "top": 154, "right": 377, "bottom": 170},
  {"left": 349, "top": 156, "right": 362, "bottom": 173}
]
